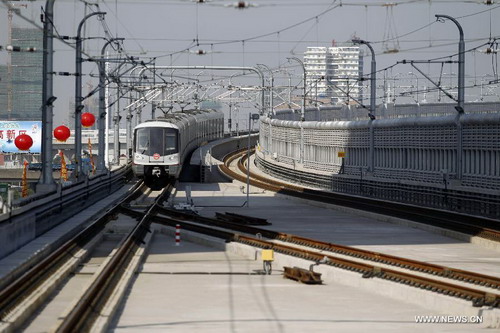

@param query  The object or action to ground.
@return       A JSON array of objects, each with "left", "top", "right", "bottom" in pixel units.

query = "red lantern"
[
  {"left": 15, "top": 134, "right": 33, "bottom": 151},
  {"left": 81, "top": 112, "right": 96, "bottom": 128},
  {"left": 54, "top": 125, "right": 71, "bottom": 142}
]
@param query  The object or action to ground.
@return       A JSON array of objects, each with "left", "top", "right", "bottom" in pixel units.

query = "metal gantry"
[{"left": 122, "top": 66, "right": 268, "bottom": 116}]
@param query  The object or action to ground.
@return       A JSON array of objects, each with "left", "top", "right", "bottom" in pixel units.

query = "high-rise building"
[
  {"left": 9, "top": 27, "right": 43, "bottom": 120},
  {"left": 303, "top": 47, "right": 332, "bottom": 100},
  {"left": 304, "top": 45, "right": 363, "bottom": 104},
  {"left": 0, "top": 65, "right": 7, "bottom": 115}
]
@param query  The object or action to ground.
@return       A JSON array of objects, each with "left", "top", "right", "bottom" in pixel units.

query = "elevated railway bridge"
[{"left": 1, "top": 102, "right": 500, "bottom": 331}]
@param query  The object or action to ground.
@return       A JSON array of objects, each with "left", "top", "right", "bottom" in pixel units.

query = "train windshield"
[{"left": 135, "top": 127, "right": 178, "bottom": 155}]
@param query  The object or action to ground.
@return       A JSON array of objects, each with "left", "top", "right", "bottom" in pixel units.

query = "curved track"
[
  {"left": 220, "top": 149, "right": 500, "bottom": 242},
  {"left": 207, "top": 148, "right": 500, "bottom": 307}
]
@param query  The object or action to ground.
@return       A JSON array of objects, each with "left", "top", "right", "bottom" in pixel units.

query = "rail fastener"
[{"left": 362, "top": 266, "right": 383, "bottom": 278}]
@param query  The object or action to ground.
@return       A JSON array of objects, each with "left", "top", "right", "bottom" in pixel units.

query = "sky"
[{"left": 0, "top": 0, "right": 499, "bottom": 126}]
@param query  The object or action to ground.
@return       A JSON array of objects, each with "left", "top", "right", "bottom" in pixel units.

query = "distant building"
[
  {"left": 0, "top": 65, "right": 7, "bottom": 115},
  {"left": 1, "top": 27, "right": 43, "bottom": 121},
  {"left": 304, "top": 45, "right": 363, "bottom": 104},
  {"left": 303, "top": 47, "right": 332, "bottom": 100}
]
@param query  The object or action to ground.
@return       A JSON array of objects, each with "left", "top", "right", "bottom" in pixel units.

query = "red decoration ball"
[
  {"left": 53, "top": 125, "right": 71, "bottom": 142},
  {"left": 15, "top": 134, "right": 33, "bottom": 151},
  {"left": 81, "top": 112, "right": 96, "bottom": 127}
]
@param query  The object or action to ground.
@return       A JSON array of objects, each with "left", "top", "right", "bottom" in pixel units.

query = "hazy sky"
[{"left": 1, "top": 0, "right": 499, "bottom": 123}]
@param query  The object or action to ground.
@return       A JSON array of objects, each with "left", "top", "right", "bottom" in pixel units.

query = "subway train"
[{"left": 132, "top": 109, "right": 224, "bottom": 189}]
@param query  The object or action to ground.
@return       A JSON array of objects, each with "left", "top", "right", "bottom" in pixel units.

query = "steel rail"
[
  {"left": 0, "top": 180, "right": 145, "bottom": 321},
  {"left": 278, "top": 234, "right": 500, "bottom": 289},
  {"left": 242, "top": 155, "right": 500, "bottom": 240},
  {"left": 149, "top": 205, "right": 500, "bottom": 290},
  {"left": 144, "top": 212, "right": 500, "bottom": 308},
  {"left": 220, "top": 149, "right": 500, "bottom": 242},
  {"left": 235, "top": 236, "right": 498, "bottom": 307},
  {"left": 55, "top": 184, "right": 173, "bottom": 332},
  {"left": 0, "top": 166, "right": 133, "bottom": 261},
  {"left": 215, "top": 149, "right": 500, "bottom": 288}
]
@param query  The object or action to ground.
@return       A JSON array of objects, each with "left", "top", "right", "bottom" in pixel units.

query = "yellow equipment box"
[{"left": 262, "top": 249, "right": 274, "bottom": 261}]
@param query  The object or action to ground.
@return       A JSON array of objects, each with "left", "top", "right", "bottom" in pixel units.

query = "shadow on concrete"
[
  {"left": 176, "top": 189, "right": 468, "bottom": 248},
  {"left": 176, "top": 182, "right": 222, "bottom": 192}
]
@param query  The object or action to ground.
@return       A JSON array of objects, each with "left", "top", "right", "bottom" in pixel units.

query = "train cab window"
[
  {"left": 136, "top": 129, "right": 150, "bottom": 154},
  {"left": 135, "top": 127, "right": 179, "bottom": 156},
  {"left": 165, "top": 130, "right": 178, "bottom": 154}
]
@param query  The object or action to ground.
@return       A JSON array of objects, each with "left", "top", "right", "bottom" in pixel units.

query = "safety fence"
[
  {"left": 256, "top": 156, "right": 500, "bottom": 219},
  {"left": 257, "top": 102, "right": 500, "bottom": 217},
  {"left": 260, "top": 106, "right": 500, "bottom": 190}
]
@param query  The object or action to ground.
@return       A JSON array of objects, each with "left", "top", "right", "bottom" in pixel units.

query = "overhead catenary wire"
[
  {"left": 157, "top": 0, "right": 500, "bottom": 59},
  {"left": 2, "top": 0, "right": 499, "bottom": 109},
  {"left": 7, "top": 0, "right": 497, "bottom": 66},
  {"left": 100, "top": 0, "right": 147, "bottom": 54},
  {"left": 0, "top": 0, "right": 92, "bottom": 57},
  {"left": 4, "top": 0, "right": 499, "bottom": 59}
]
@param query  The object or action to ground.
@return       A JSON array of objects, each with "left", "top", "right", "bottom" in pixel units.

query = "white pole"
[
  {"left": 246, "top": 113, "right": 251, "bottom": 207},
  {"left": 104, "top": 51, "right": 110, "bottom": 168},
  {"left": 175, "top": 224, "right": 181, "bottom": 246}
]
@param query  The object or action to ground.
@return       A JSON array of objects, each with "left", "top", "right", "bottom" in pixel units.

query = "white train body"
[{"left": 132, "top": 109, "right": 224, "bottom": 188}]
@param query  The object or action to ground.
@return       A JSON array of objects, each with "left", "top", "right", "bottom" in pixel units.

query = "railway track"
[
  {"left": 0, "top": 181, "right": 174, "bottom": 333},
  {"left": 220, "top": 149, "right": 500, "bottom": 242},
  {"left": 2, "top": 147, "right": 498, "bottom": 331},
  {"left": 116, "top": 205, "right": 500, "bottom": 309},
  {"left": 162, "top": 148, "right": 500, "bottom": 308},
  {"left": 154, "top": 207, "right": 500, "bottom": 289}
]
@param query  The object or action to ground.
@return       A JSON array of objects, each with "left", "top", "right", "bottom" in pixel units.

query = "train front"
[{"left": 133, "top": 122, "right": 179, "bottom": 189}]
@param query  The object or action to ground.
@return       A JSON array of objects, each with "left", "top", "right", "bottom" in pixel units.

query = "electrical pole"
[
  {"left": 75, "top": 11, "right": 106, "bottom": 179},
  {"left": 286, "top": 57, "right": 306, "bottom": 121},
  {"left": 352, "top": 38, "right": 376, "bottom": 173},
  {"left": 436, "top": 14, "right": 465, "bottom": 182},
  {"left": 37, "top": 0, "right": 56, "bottom": 193},
  {"left": 98, "top": 38, "right": 123, "bottom": 172}
]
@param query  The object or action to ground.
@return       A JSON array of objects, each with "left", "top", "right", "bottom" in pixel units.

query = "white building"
[{"left": 303, "top": 45, "right": 363, "bottom": 104}]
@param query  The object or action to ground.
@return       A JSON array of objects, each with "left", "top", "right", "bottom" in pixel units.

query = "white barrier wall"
[{"left": 260, "top": 103, "right": 500, "bottom": 190}]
